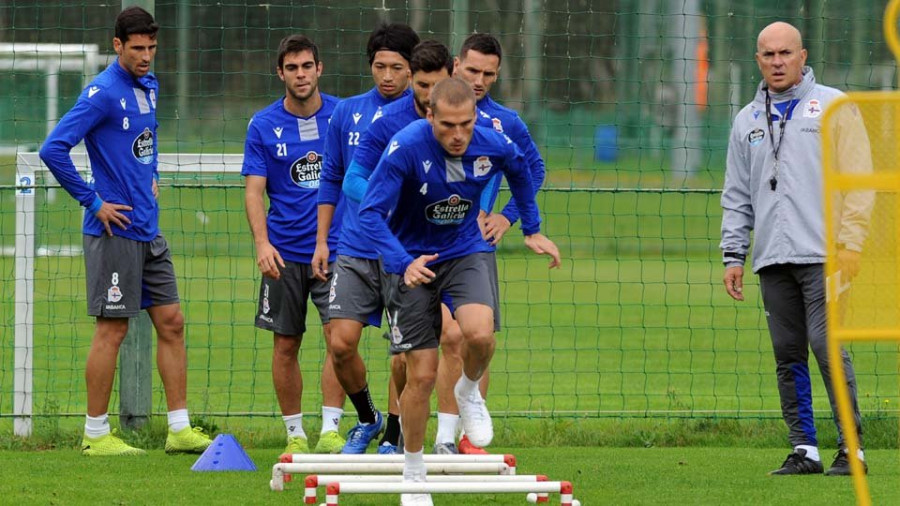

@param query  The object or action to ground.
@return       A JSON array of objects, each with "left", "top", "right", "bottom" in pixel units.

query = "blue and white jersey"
[
  {"left": 359, "top": 120, "right": 542, "bottom": 275},
  {"left": 351, "top": 93, "right": 494, "bottom": 177},
  {"left": 40, "top": 61, "right": 160, "bottom": 241},
  {"left": 241, "top": 94, "right": 341, "bottom": 264},
  {"left": 318, "top": 87, "right": 411, "bottom": 259},
  {"left": 476, "top": 94, "right": 546, "bottom": 227}
]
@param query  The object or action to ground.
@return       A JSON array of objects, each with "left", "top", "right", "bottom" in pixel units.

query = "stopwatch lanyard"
[{"left": 765, "top": 88, "right": 791, "bottom": 191}]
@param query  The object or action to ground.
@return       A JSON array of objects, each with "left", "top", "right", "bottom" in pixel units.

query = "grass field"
[{"left": 0, "top": 446, "right": 897, "bottom": 505}]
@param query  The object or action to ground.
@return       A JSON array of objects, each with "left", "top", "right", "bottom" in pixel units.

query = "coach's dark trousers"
[{"left": 758, "top": 263, "right": 862, "bottom": 449}]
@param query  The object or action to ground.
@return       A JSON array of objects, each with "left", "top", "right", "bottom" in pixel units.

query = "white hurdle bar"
[
  {"left": 322, "top": 480, "right": 575, "bottom": 505},
  {"left": 271, "top": 461, "right": 513, "bottom": 491},
  {"left": 301, "top": 474, "right": 551, "bottom": 504},
  {"left": 276, "top": 453, "right": 516, "bottom": 483}
]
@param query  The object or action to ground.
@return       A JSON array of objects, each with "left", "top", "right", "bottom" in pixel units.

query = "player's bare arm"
[{"left": 244, "top": 174, "right": 284, "bottom": 280}]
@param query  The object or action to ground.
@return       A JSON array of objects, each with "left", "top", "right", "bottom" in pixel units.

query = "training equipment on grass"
[
  {"left": 319, "top": 480, "right": 574, "bottom": 505},
  {"left": 191, "top": 433, "right": 256, "bottom": 472},
  {"left": 299, "top": 474, "right": 551, "bottom": 504}
]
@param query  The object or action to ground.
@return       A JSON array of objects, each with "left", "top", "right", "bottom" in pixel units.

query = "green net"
[{"left": 1, "top": 1, "right": 898, "bottom": 430}]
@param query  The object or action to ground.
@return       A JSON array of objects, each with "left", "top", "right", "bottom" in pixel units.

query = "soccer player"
[
  {"left": 430, "top": 32, "right": 547, "bottom": 454},
  {"left": 314, "top": 22, "right": 420, "bottom": 454},
  {"left": 359, "top": 77, "right": 560, "bottom": 505},
  {"left": 242, "top": 35, "right": 346, "bottom": 454},
  {"left": 342, "top": 39, "right": 494, "bottom": 455},
  {"left": 720, "top": 21, "right": 873, "bottom": 475},
  {"left": 38, "top": 6, "right": 211, "bottom": 456}
]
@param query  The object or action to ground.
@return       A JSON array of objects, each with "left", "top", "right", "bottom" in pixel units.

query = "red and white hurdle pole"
[
  {"left": 271, "top": 461, "right": 513, "bottom": 491},
  {"left": 303, "top": 474, "right": 550, "bottom": 504},
  {"left": 272, "top": 453, "right": 516, "bottom": 482},
  {"left": 323, "top": 480, "right": 576, "bottom": 505}
]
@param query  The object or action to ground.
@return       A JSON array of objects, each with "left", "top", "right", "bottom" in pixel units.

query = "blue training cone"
[{"left": 191, "top": 433, "right": 257, "bottom": 471}]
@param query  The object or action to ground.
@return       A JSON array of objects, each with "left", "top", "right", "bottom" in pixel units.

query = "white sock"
[
  {"left": 455, "top": 373, "right": 480, "bottom": 398},
  {"left": 404, "top": 449, "right": 426, "bottom": 480},
  {"left": 167, "top": 408, "right": 190, "bottom": 433},
  {"left": 844, "top": 447, "right": 866, "bottom": 461},
  {"left": 435, "top": 413, "right": 459, "bottom": 445},
  {"left": 321, "top": 406, "right": 343, "bottom": 434},
  {"left": 795, "top": 445, "right": 820, "bottom": 462},
  {"left": 283, "top": 413, "right": 306, "bottom": 439},
  {"left": 85, "top": 413, "right": 110, "bottom": 438}
]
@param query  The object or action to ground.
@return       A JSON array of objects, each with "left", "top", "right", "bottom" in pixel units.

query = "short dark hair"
[
  {"left": 429, "top": 77, "right": 476, "bottom": 114},
  {"left": 277, "top": 34, "right": 320, "bottom": 68},
  {"left": 410, "top": 40, "right": 453, "bottom": 75},
  {"left": 115, "top": 6, "right": 159, "bottom": 43},
  {"left": 366, "top": 23, "right": 420, "bottom": 66},
  {"left": 459, "top": 33, "right": 502, "bottom": 64}
]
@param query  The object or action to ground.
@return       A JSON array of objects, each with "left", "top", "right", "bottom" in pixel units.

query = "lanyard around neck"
[{"left": 764, "top": 88, "right": 793, "bottom": 190}]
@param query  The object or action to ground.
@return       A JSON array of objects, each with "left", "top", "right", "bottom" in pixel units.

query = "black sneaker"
[
  {"left": 769, "top": 449, "right": 824, "bottom": 475},
  {"left": 825, "top": 449, "right": 868, "bottom": 476}
]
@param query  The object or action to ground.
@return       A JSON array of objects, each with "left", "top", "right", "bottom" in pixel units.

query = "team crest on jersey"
[
  {"left": 747, "top": 128, "right": 765, "bottom": 146},
  {"left": 474, "top": 156, "right": 492, "bottom": 177},
  {"left": 107, "top": 285, "right": 123, "bottom": 303},
  {"left": 425, "top": 194, "right": 473, "bottom": 225},
  {"left": 132, "top": 127, "right": 155, "bottom": 164},
  {"left": 149, "top": 89, "right": 156, "bottom": 109},
  {"left": 803, "top": 99, "right": 821, "bottom": 118},
  {"left": 291, "top": 151, "right": 322, "bottom": 188},
  {"left": 492, "top": 117, "right": 503, "bottom": 133}
]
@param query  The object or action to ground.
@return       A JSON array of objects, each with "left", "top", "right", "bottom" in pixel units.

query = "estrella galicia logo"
[
  {"left": 425, "top": 194, "right": 472, "bottom": 225},
  {"left": 748, "top": 128, "right": 765, "bottom": 146},
  {"left": 132, "top": 127, "right": 154, "bottom": 164},
  {"left": 291, "top": 151, "right": 322, "bottom": 188}
]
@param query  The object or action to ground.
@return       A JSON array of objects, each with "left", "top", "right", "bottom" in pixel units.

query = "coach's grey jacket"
[{"left": 720, "top": 67, "right": 874, "bottom": 273}]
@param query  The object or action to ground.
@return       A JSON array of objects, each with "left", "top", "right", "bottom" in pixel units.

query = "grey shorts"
[
  {"left": 384, "top": 252, "right": 495, "bottom": 354},
  {"left": 255, "top": 261, "right": 331, "bottom": 336},
  {"left": 441, "top": 250, "right": 501, "bottom": 331},
  {"left": 327, "top": 255, "right": 384, "bottom": 327},
  {"left": 84, "top": 234, "right": 180, "bottom": 318}
]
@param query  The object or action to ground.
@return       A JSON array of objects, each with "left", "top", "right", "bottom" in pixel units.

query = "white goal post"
[{"left": 13, "top": 152, "right": 244, "bottom": 436}]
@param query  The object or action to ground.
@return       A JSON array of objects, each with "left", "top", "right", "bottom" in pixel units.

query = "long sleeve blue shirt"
[
  {"left": 359, "top": 120, "right": 541, "bottom": 275},
  {"left": 39, "top": 61, "right": 160, "bottom": 241}
]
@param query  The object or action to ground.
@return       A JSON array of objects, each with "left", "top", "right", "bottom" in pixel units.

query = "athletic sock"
[
  {"left": 321, "top": 406, "right": 343, "bottom": 434},
  {"left": 283, "top": 413, "right": 306, "bottom": 439},
  {"left": 455, "top": 373, "right": 480, "bottom": 398},
  {"left": 167, "top": 408, "right": 190, "bottom": 433},
  {"left": 348, "top": 385, "right": 377, "bottom": 424},
  {"left": 435, "top": 412, "right": 459, "bottom": 445},
  {"left": 795, "top": 445, "right": 820, "bottom": 462},
  {"left": 380, "top": 413, "right": 401, "bottom": 446},
  {"left": 404, "top": 448, "right": 426, "bottom": 480},
  {"left": 85, "top": 413, "right": 111, "bottom": 438}
]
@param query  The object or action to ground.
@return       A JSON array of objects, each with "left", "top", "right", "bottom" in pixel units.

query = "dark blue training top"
[
  {"left": 344, "top": 92, "right": 494, "bottom": 202},
  {"left": 40, "top": 61, "right": 160, "bottom": 241},
  {"left": 241, "top": 94, "right": 342, "bottom": 264},
  {"left": 476, "top": 94, "right": 546, "bottom": 225},
  {"left": 318, "top": 87, "right": 411, "bottom": 259},
  {"left": 359, "top": 120, "right": 542, "bottom": 275}
]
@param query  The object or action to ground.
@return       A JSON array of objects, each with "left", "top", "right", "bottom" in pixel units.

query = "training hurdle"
[
  {"left": 274, "top": 453, "right": 517, "bottom": 484},
  {"left": 270, "top": 460, "right": 514, "bottom": 491},
  {"left": 301, "top": 474, "right": 551, "bottom": 504},
  {"left": 321, "top": 480, "right": 576, "bottom": 505}
]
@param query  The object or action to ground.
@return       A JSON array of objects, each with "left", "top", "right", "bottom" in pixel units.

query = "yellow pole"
[{"left": 822, "top": 96, "right": 870, "bottom": 506}]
